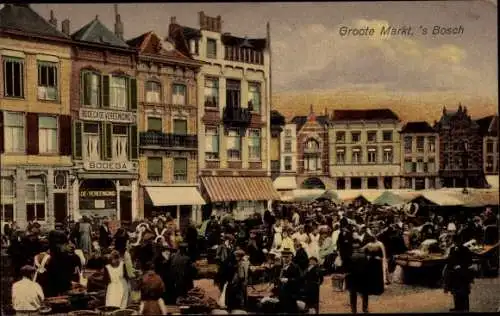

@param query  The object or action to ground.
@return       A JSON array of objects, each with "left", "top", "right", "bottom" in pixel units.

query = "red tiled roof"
[
  {"left": 331, "top": 109, "right": 399, "bottom": 121},
  {"left": 127, "top": 31, "right": 196, "bottom": 64}
]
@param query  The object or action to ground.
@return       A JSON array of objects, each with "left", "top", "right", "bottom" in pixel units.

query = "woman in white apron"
[
  {"left": 105, "top": 250, "right": 130, "bottom": 309},
  {"left": 272, "top": 222, "right": 283, "bottom": 250},
  {"left": 307, "top": 228, "right": 321, "bottom": 261},
  {"left": 33, "top": 250, "right": 51, "bottom": 294}
]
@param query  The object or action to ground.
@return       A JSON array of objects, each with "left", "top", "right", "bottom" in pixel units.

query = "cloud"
[{"left": 272, "top": 18, "right": 489, "bottom": 96}]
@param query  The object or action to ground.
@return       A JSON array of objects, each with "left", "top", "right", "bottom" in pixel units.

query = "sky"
[{"left": 28, "top": 1, "right": 498, "bottom": 119}]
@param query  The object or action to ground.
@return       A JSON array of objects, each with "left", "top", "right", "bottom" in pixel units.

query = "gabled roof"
[
  {"left": 291, "top": 115, "right": 329, "bottom": 131},
  {"left": 331, "top": 109, "right": 399, "bottom": 121},
  {"left": 476, "top": 115, "right": 498, "bottom": 136},
  {"left": 72, "top": 16, "right": 129, "bottom": 48},
  {"left": 0, "top": 4, "right": 69, "bottom": 40},
  {"left": 126, "top": 31, "right": 197, "bottom": 64},
  {"left": 401, "top": 121, "right": 436, "bottom": 134}
]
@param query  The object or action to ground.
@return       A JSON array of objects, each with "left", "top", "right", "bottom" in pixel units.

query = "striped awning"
[{"left": 201, "top": 176, "right": 280, "bottom": 202}]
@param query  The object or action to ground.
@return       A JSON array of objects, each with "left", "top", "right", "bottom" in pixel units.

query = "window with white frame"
[
  {"left": 284, "top": 140, "right": 292, "bottom": 153},
  {"left": 248, "top": 129, "right": 261, "bottom": 160},
  {"left": 428, "top": 158, "right": 435, "bottom": 172},
  {"left": 38, "top": 116, "right": 58, "bottom": 154},
  {"left": 112, "top": 125, "right": 128, "bottom": 161},
  {"left": 227, "top": 128, "right": 241, "bottom": 160},
  {"left": 336, "top": 131, "right": 345, "bottom": 143},
  {"left": 3, "top": 57, "right": 24, "bottom": 98},
  {"left": 284, "top": 156, "right": 292, "bottom": 171},
  {"left": 305, "top": 139, "right": 320, "bottom": 152},
  {"left": 351, "top": 131, "right": 361, "bottom": 143},
  {"left": 285, "top": 128, "right": 292, "bottom": 137},
  {"left": 189, "top": 39, "right": 199, "bottom": 55},
  {"left": 81, "top": 71, "right": 101, "bottom": 107},
  {"left": 248, "top": 82, "right": 261, "bottom": 113},
  {"left": 4, "top": 111, "right": 25, "bottom": 153},
  {"left": 226, "top": 80, "right": 241, "bottom": 108},
  {"left": 428, "top": 136, "right": 436, "bottom": 153},
  {"left": 205, "top": 126, "right": 219, "bottom": 160},
  {"left": 173, "top": 158, "right": 188, "bottom": 183},
  {"left": 147, "top": 117, "right": 162, "bottom": 132},
  {"left": 83, "top": 123, "right": 100, "bottom": 160},
  {"left": 336, "top": 147, "right": 345, "bottom": 164},
  {"left": 367, "top": 147, "right": 377, "bottom": 163},
  {"left": 416, "top": 136, "right": 425, "bottom": 152},
  {"left": 145, "top": 81, "right": 161, "bottom": 103},
  {"left": 147, "top": 157, "right": 163, "bottom": 182},
  {"left": 367, "top": 131, "right": 377, "bottom": 143},
  {"left": 37, "top": 61, "right": 58, "bottom": 101},
  {"left": 172, "top": 84, "right": 186, "bottom": 105},
  {"left": 404, "top": 136, "right": 413, "bottom": 153},
  {"left": 352, "top": 147, "right": 361, "bottom": 164},
  {"left": 0, "top": 177, "right": 15, "bottom": 222},
  {"left": 26, "top": 177, "right": 46, "bottom": 222},
  {"left": 204, "top": 77, "right": 218, "bottom": 107},
  {"left": 110, "top": 76, "right": 128, "bottom": 109},
  {"left": 383, "top": 146, "right": 393, "bottom": 163},
  {"left": 304, "top": 154, "right": 320, "bottom": 171},
  {"left": 382, "top": 130, "right": 393, "bottom": 142},
  {"left": 416, "top": 158, "right": 424, "bottom": 173}
]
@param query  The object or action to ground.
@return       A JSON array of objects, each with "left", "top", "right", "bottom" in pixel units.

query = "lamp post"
[{"left": 462, "top": 141, "right": 469, "bottom": 194}]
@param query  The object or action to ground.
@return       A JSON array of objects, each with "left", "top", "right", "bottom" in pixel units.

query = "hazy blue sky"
[{"left": 30, "top": 1, "right": 497, "bottom": 103}]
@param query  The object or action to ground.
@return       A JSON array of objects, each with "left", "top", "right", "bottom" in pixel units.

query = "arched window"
[{"left": 305, "top": 139, "right": 320, "bottom": 151}]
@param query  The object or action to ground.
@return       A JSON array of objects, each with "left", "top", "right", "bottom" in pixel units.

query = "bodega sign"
[
  {"left": 79, "top": 108, "right": 137, "bottom": 123},
  {"left": 84, "top": 161, "right": 135, "bottom": 171}
]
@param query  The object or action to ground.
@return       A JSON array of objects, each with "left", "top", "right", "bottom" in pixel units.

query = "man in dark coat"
[
  {"left": 275, "top": 248, "right": 301, "bottom": 313},
  {"left": 98, "top": 219, "right": 112, "bottom": 250},
  {"left": 184, "top": 221, "right": 199, "bottom": 261},
  {"left": 168, "top": 243, "right": 196, "bottom": 302},
  {"left": 443, "top": 234, "right": 474, "bottom": 312},
  {"left": 215, "top": 235, "right": 234, "bottom": 292},
  {"left": 337, "top": 218, "right": 354, "bottom": 273},
  {"left": 301, "top": 257, "right": 324, "bottom": 313},
  {"left": 225, "top": 249, "right": 249, "bottom": 310},
  {"left": 293, "top": 238, "right": 309, "bottom": 272}
]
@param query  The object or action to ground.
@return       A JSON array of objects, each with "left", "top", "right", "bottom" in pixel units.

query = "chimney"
[
  {"left": 198, "top": 11, "right": 205, "bottom": 29},
  {"left": 216, "top": 15, "right": 222, "bottom": 32},
  {"left": 114, "top": 4, "right": 124, "bottom": 40},
  {"left": 62, "top": 19, "right": 70, "bottom": 36},
  {"left": 49, "top": 10, "right": 58, "bottom": 28},
  {"left": 170, "top": 16, "right": 177, "bottom": 25}
]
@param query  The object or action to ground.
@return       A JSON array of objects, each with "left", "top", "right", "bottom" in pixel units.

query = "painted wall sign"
[
  {"left": 79, "top": 108, "right": 137, "bottom": 123},
  {"left": 80, "top": 190, "right": 117, "bottom": 198},
  {"left": 83, "top": 161, "right": 135, "bottom": 171}
]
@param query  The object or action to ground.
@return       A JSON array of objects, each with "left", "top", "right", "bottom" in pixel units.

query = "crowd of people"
[{"left": 1, "top": 199, "right": 498, "bottom": 314}]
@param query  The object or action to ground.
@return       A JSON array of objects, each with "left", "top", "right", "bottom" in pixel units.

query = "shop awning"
[
  {"left": 201, "top": 177, "right": 280, "bottom": 202},
  {"left": 145, "top": 186, "right": 206, "bottom": 206},
  {"left": 273, "top": 176, "right": 297, "bottom": 190},
  {"left": 486, "top": 175, "right": 499, "bottom": 189},
  {"left": 413, "top": 191, "right": 464, "bottom": 206},
  {"left": 281, "top": 189, "right": 325, "bottom": 202}
]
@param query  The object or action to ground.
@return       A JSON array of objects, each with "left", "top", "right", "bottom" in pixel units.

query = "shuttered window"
[{"left": 81, "top": 71, "right": 101, "bottom": 107}]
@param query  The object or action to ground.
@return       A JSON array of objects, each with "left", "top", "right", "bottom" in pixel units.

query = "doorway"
[
  {"left": 120, "top": 191, "right": 132, "bottom": 223},
  {"left": 54, "top": 193, "right": 67, "bottom": 224}
]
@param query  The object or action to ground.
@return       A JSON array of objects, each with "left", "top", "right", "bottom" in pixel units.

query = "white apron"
[
  {"left": 105, "top": 262, "right": 129, "bottom": 309},
  {"left": 272, "top": 226, "right": 283, "bottom": 249},
  {"left": 33, "top": 252, "right": 50, "bottom": 283}
]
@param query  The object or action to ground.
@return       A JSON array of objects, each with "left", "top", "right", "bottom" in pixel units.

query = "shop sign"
[
  {"left": 80, "top": 190, "right": 117, "bottom": 198},
  {"left": 83, "top": 161, "right": 135, "bottom": 171},
  {"left": 79, "top": 108, "right": 137, "bottom": 123}
]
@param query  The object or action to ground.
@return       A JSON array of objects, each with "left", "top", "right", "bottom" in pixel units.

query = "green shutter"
[
  {"left": 129, "top": 78, "right": 137, "bottom": 110},
  {"left": 99, "top": 122, "right": 106, "bottom": 160},
  {"left": 81, "top": 71, "right": 88, "bottom": 105},
  {"left": 73, "top": 121, "right": 83, "bottom": 159},
  {"left": 101, "top": 75, "right": 110, "bottom": 108},
  {"left": 129, "top": 124, "right": 138, "bottom": 160},
  {"left": 105, "top": 123, "right": 113, "bottom": 160}
]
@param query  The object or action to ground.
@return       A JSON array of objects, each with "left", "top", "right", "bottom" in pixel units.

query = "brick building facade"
[
  {"left": 69, "top": 11, "right": 140, "bottom": 222},
  {"left": 435, "top": 105, "right": 486, "bottom": 188}
]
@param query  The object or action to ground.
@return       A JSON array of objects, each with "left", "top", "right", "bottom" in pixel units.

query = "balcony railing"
[
  {"left": 140, "top": 132, "right": 198, "bottom": 149},
  {"left": 223, "top": 106, "right": 251, "bottom": 126}
]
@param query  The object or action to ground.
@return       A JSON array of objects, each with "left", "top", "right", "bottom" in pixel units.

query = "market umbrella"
[
  {"left": 316, "top": 189, "right": 341, "bottom": 203},
  {"left": 373, "top": 191, "right": 406, "bottom": 206}
]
